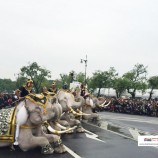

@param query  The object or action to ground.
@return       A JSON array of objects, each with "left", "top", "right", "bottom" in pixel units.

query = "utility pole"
[{"left": 80, "top": 55, "right": 88, "bottom": 85}]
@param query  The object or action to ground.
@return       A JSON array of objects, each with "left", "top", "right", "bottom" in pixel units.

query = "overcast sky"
[{"left": 0, "top": 0, "right": 158, "bottom": 81}]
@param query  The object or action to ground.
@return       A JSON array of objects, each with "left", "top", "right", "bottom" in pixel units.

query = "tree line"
[{"left": 0, "top": 62, "right": 158, "bottom": 100}]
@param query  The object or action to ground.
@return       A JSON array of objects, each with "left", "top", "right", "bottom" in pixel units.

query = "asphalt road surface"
[
  {"left": 1, "top": 113, "right": 158, "bottom": 158},
  {"left": 98, "top": 111, "right": 158, "bottom": 135}
]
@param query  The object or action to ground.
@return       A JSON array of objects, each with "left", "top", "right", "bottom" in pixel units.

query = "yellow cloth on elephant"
[
  {"left": 25, "top": 93, "right": 48, "bottom": 107},
  {"left": 25, "top": 93, "right": 49, "bottom": 114},
  {"left": 0, "top": 107, "right": 16, "bottom": 142}
]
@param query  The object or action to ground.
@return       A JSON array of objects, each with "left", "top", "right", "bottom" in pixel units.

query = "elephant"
[
  {"left": 40, "top": 91, "right": 77, "bottom": 133},
  {"left": 66, "top": 87, "right": 99, "bottom": 121},
  {"left": 81, "top": 94, "right": 99, "bottom": 121},
  {"left": 0, "top": 93, "right": 67, "bottom": 154},
  {"left": 92, "top": 96, "right": 111, "bottom": 111},
  {"left": 55, "top": 90, "right": 86, "bottom": 132}
]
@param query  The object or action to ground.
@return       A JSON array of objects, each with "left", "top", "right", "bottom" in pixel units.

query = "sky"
[{"left": 0, "top": 0, "right": 158, "bottom": 81}]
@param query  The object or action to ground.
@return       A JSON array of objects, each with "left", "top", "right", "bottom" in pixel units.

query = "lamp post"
[
  {"left": 69, "top": 71, "right": 74, "bottom": 83},
  {"left": 80, "top": 55, "right": 88, "bottom": 85}
]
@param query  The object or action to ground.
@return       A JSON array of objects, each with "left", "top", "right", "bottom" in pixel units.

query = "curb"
[{"left": 82, "top": 118, "right": 158, "bottom": 142}]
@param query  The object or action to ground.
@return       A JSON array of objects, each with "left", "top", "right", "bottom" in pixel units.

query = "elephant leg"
[
  {"left": 43, "top": 133, "right": 66, "bottom": 153},
  {"left": 18, "top": 130, "right": 54, "bottom": 154},
  {"left": 35, "top": 125, "right": 65, "bottom": 153},
  {"left": 69, "top": 119, "right": 85, "bottom": 133},
  {"left": 60, "top": 113, "right": 84, "bottom": 133},
  {"left": 53, "top": 135, "right": 66, "bottom": 154}
]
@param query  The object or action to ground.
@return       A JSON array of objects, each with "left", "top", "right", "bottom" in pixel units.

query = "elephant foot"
[
  {"left": 54, "top": 144, "right": 67, "bottom": 153},
  {"left": 41, "top": 144, "right": 54, "bottom": 154},
  {"left": 66, "top": 129, "right": 74, "bottom": 134},
  {"left": 88, "top": 116, "right": 100, "bottom": 123},
  {"left": 51, "top": 139, "right": 66, "bottom": 153},
  {"left": 76, "top": 127, "right": 85, "bottom": 133}
]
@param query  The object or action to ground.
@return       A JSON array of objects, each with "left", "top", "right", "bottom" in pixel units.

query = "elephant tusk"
[
  {"left": 47, "top": 125, "right": 77, "bottom": 134},
  {"left": 99, "top": 99, "right": 107, "bottom": 107},
  {"left": 103, "top": 100, "right": 111, "bottom": 107},
  {"left": 69, "top": 107, "right": 91, "bottom": 116},
  {"left": 55, "top": 122, "right": 67, "bottom": 130},
  {"left": 69, "top": 107, "right": 77, "bottom": 115},
  {"left": 47, "top": 125, "right": 64, "bottom": 134},
  {"left": 76, "top": 109, "right": 91, "bottom": 116},
  {"left": 47, "top": 124, "right": 77, "bottom": 134}
]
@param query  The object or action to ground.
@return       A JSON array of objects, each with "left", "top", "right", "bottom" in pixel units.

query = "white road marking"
[
  {"left": 100, "top": 121, "right": 108, "bottom": 130},
  {"left": 63, "top": 145, "right": 82, "bottom": 158},
  {"left": 85, "top": 133, "right": 105, "bottom": 143},
  {"left": 84, "top": 129, "right": 98, "bottom": 137},
  {"left": 129, "top": 128, "right": 140, "bottom": 141}
]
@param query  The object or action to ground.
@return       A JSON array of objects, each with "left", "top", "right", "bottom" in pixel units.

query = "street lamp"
[
  {"left": 69, "top": 71, "right": 74, "bottom": 83},
  {"left": 80, "top": 55, "right": 88, "bottom": 85}
]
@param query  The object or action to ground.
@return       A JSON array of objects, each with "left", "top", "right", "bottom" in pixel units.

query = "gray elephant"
[
  {"left": 41, "top": 92, "right": 77, "bottom": 134},
  {"left": 56, "top": 90, "right": 85, "bottom": 132},
  {"left": 92, "top": 96, "right": 111, "bottom": 111},
  {"left": 0, "top": 94, "right": 66, "bottom": 154}
]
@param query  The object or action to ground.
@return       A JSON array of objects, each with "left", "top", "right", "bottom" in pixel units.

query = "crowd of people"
[
  {"left": 0, "top": 79, "right": 34, "bottom": 109},
  {"left": 0, "top": 93, "right": 18, "bottom": 109},
  {"left": 100, "top": 97, "right": 158, "bottom": 117},
  {"left": 1, "top": 79, "right": 158, "bottom": 118}
]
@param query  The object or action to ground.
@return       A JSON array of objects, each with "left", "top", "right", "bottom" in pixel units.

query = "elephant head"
[{"left": 57, "top": 90, "right": 86, "bottom": 114}]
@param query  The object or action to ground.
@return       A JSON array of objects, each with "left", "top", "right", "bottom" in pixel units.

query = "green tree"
[
  {"left": 123, "top": 64, "right": 148, "bottom": 98},
  {"left": 19, "top": 62, "right": 51, "bottom": 93},
  {"left": 148, "top": 76, "right": 158, "bottom": 100},
  {"left": 89, "top": 70, "right": 110, "bottom": 97},
  {"left": 113, "top": 77, "right": 129, "bottom": 98},
  {"left": 0, "top": 79, "right": 16, "bottom": 93},
  {"left": 107, "top": 67, "right": 118, "bottom": 88},
  {"left": 76, "top": 72, "right": 85, "bottom": 83},
  {"left": 59, "top": 73, "right": 71, "bottom": 88},
  {"left": 89, "top": 67, "right": 118, "bottom": 96}
]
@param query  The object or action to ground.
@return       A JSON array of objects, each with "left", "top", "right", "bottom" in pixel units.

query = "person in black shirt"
[
  {"left": 62, "top": 82, "right": 68, "bottom": 90},
  {"left": 80, "top": 83, "right": 86, "bottom": 97},
  {"left": 48, "top": 81, "right": 58, "bottom": 94},
  {"left": 15, "top": 79, "right": 33, "bottom": 100}
]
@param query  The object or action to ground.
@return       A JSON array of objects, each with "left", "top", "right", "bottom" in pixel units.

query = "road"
[
  {"left": 98, "top": 111, "right": 158, "bottom": 135},
  {"left": 1, "top": 112, "right": 158, "bottom": 158}
]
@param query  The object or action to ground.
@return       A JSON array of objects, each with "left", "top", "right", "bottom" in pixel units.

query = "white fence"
[{"left": 94, "top": 88, "right": 158, "bottom": 98}]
